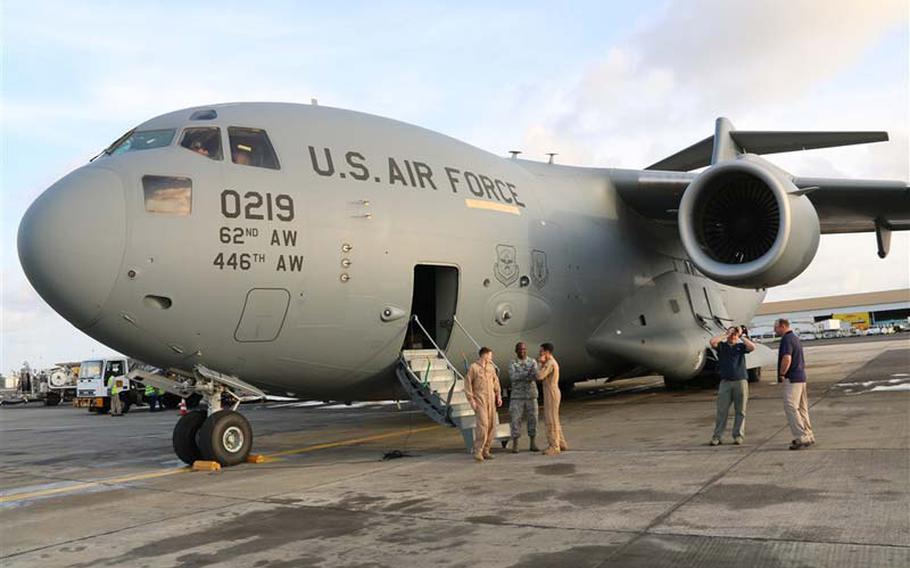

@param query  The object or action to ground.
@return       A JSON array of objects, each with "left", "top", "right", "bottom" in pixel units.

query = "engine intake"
[{"left": 678, "top": 156, "right": 820, "bottom": 288}]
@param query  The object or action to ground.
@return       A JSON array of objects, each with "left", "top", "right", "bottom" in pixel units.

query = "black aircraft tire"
[
  {"left": 44, "top": 392, "right": 61, "bottom": 406},
  {"left": 161, "top": 393, "right": 181, "bottom": 410},
  {"left": 747, "top": 367, "right": 762, "bottom": 383},
  {"left": 663, "top": 377, "right": 687, "bottom": 391},
  {"left": 173, "top": 410, "right": 207, "bottom": 465},
  {"left": 197, "top": 410, "right": 253, "bottom": 467}
]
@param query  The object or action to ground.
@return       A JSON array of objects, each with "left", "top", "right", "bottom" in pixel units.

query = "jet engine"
[{"left": 678, "top": 156, "right": 820, "bottom": 288}]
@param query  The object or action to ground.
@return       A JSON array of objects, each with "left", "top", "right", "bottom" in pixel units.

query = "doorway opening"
[{"left": 404, "top": 265, "right": 459, "bottom": 351}]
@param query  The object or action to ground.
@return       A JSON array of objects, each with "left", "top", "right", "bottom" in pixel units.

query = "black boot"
[{"left": 529, "top": 436, "right": 540, "bottom": 452}]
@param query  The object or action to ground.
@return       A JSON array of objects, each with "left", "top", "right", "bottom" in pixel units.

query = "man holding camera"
[{"left": 709, "top": 326, "right": 755, "bottom": 445}]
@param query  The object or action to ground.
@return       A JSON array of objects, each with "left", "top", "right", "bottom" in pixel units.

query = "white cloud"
[{"left": 503, "top": 0, "right": 909, "bottom": 302}]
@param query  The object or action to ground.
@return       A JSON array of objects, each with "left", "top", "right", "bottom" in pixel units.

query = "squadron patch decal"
[
  {"left": 494, "top": 245, "right": 520, "bottom": 287},
  {"left": 531, "top": 249, "right": 549, "bottom": 289}
]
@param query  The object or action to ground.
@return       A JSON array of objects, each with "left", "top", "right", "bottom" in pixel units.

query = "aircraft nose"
[{"left": 18, "top": 166, "right": 126, "bottom": 329}]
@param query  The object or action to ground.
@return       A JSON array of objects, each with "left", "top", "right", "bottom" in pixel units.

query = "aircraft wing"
[
  {"left": 615, "top": 171, "right": 910, "bottom": 235},
  {"left": 645, "top": 130, "right": 889, "bottom": 172},
  {"left": 615, "top": 119, "right": 910, "bottom": 257},
  {"left": 791, "top": 177, "right": 910, "bottom": 234}
]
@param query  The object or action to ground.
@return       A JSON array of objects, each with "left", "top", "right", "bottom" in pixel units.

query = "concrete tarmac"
[{"left": 1, "top": 336, "right": 908, "bottom": 567}]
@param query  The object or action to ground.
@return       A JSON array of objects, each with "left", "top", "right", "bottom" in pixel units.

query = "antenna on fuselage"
[
  {"left": 546, "top": 152, "right": 558, "bottom": 164},
  {"left": 508, "top": 150, "right": 522, "bottom": 159},
  {"left": 310, "top": 98, "right": 319, "bottom": 106}
]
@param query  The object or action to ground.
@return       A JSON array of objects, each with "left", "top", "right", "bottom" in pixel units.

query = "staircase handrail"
[
  {"left": 452, "top": 315, "right": 482, "bottom": 350},
  {"left": 451, "top": 315, "right": 500, "bottom": 373},
  {"left": 410, "top": 315, "right": 465, "bottom": 416}
]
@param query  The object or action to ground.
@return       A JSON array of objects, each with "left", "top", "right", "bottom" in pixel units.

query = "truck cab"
[{"left": 76, "top": 358, "right": 133, "bottom": 413}]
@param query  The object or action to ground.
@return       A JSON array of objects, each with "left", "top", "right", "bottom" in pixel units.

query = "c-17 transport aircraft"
[{"left": 18, "top": 102, "right": 909, "bottom": 466}]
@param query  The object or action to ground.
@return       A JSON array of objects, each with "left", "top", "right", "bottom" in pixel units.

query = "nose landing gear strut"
[{"left": 131, "top": 365, "right": 264, "bottom": 466}]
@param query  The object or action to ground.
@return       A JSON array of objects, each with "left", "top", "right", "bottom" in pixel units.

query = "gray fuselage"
[{"left": 18, "top": 103, "right": 764, "bottom": 399}]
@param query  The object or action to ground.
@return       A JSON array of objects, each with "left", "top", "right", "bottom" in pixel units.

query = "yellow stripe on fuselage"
[{"left": 464, "top": 199, "right": 521, "bottom": 215}]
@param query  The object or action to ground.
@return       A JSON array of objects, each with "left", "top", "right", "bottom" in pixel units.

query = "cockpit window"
[
  {"left": 189, "top": 109, "right": 217, "bottom": 120},
  {"left": 108, "top": 129, "right": 176, "bottom": 155},
  {"left": 180, "top": 127, "right": 222, "bottom": 160},
  {"left": 228, "top": 127, "right": 280, "bottom": 169},
  {"left": 142, "top": 175, "right": 192, "bottom": 216}
]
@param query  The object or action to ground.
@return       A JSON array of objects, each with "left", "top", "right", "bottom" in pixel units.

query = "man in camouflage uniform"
[{"left": 508, "top": 342, "right": 540, "bottom": 453}]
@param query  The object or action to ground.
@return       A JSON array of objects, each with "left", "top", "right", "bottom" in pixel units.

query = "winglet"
[
  {"left": 646, "top": 119, "right": 889, "bottom": 172},
  {"left": 711, "top": 117, "right": 741, "bottom": 164}
]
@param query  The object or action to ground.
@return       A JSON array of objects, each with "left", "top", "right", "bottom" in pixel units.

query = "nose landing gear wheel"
[
  {"left": 198, "top": 410, "right": 253, "bottom": 466},
  {"left": 173, "top": 409, "right": 207, "bottom": 465}
]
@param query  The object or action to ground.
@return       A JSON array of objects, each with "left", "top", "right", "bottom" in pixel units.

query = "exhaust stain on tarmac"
[
  {"left": 507, "top": 545, "right": 616, "bottom": 568},
  {"left": 379, "top": 522, "right": 479, "bottom": 547},
  {"left": 559, "top": 488, "right": 683, "bottom": 507},
  {"left": 512, "top": 489, "right": 558, "bottom": 502},
  {"left": 464, "top": 514, "right": 509, "bottom": 525},
  {"left": 69, "top": 505, "right": 368, "bottom": 567},
  {"left": 695, "top": 483, "right": 826, "bottom": 510},
  {"left": 534, "top": 463, "right": 576, "bottom": 476},
  {"left": 336, "top": 492, "right": 386, "bottom": 508},
  {"left": 381, "top": 497, "right": 434, "bottom": 513}
]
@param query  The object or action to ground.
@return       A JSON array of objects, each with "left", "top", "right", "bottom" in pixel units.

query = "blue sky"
[{"left": 2, "top": 0, "right": 908, "bottom": 373}]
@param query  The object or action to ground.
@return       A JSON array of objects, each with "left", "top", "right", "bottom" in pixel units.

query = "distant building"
[{"left": 750, "top": 289, "right": 910, "bottom": 337}]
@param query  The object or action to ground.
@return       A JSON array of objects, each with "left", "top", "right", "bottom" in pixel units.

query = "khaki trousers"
[
  {"left": 543, "top": 384, "right": 566, "bottom": 454},
  {"left": 713, "top": 379, "right": 748, "bottom": 440},
  {"left": 110, "top": 392, "right": 123, "bottom": 415},
  {"left": 472, "top": 395, "right": 496, "bottom": 457},
  {"left": 783, "top": 380, "right": 814, "bottom": 443}
]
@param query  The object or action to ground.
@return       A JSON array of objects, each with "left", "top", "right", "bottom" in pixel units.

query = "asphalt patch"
[{"left": 830, "top": 349, "right": 910, "bottom": 396}]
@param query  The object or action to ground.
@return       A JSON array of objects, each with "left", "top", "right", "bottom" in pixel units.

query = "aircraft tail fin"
[{"left": 646, "top": 117, "right": 888, "bottom": 172}]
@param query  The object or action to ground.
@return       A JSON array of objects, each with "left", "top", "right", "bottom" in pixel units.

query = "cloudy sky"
[{"left": 2, "top": 0, "right": 908, "bottom": 373}]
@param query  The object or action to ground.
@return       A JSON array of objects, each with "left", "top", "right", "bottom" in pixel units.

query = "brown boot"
[
  {"left": 473, "top": 452, "right": 485, "bottom": 463},
  {"left": 510, "top": 437, "right": 520, "bottom": 454},
  {"left": 483, "top": 450, "right": 494, "bottom": 460},
  {"left": 529, "top": 436, "right": 540, "bottom": 452}
]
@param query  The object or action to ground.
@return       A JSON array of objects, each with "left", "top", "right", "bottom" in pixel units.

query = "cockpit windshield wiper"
[{"left": 92, "top": 128, "right": 136, "bottom": 161}]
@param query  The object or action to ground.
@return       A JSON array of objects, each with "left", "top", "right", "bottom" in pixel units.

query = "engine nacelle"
[{"left": 678, "top": 156, "right": 820, "bottom": 288}]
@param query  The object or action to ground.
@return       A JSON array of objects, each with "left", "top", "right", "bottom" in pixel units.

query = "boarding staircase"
[{"left": 396, "top": 316, "right": 511, "bottom": 452}]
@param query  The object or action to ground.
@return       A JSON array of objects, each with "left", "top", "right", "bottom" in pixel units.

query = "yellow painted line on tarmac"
[
  {"left": 265, "top": 424, "right": 441, "bottom": 458},
  {"left": 1, "top": 424, "right": 442, "bottom": 504},
  {"left": 0, "top": 467, "right": 188, "bottom": 504}
]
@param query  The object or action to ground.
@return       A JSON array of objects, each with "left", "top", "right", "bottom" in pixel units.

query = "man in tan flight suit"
[
  {"left": 464, "top": 347, "right": 502, "bottom": 462},
  {"left": 538, "top": 343, "right": 567, "bottom": 456}
]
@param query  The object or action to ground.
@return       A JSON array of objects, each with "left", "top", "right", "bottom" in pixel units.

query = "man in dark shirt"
[
  {"left": 708, "top": 326, "right": 756, "bottom": 445},
  {"left": 775, "top": 318, "right": 815, "bottom": 450}
]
